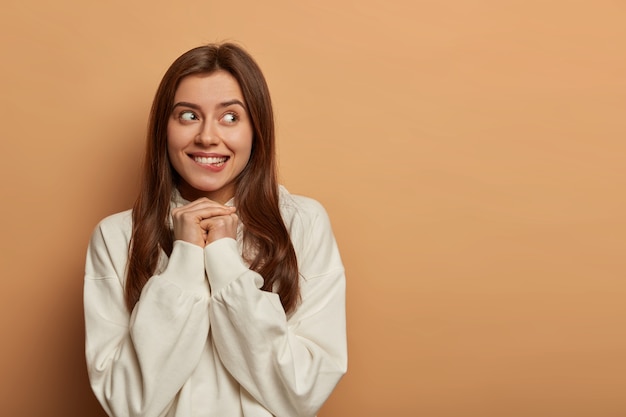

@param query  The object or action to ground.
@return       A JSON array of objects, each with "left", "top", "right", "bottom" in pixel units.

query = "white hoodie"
[{"left": 83, "top": 187, "right": 347, "bottom": 417}]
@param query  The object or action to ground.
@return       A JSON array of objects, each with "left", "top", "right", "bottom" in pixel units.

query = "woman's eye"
[
  {"left": 179, "top": 111, "right": 198, "bottom": 121},
  {"left": 222, "top": 112, "right": 238, "bottom": 124}
]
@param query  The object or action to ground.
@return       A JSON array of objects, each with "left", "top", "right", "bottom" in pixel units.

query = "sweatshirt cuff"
[
  {"left": 159, "top": 240, "right": 207, "bottom": 292},
  {"left": 204, "top": 238, "right": 259, "bottom": 294}
]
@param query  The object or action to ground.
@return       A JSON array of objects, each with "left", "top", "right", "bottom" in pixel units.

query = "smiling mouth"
[{"left": 192, "top": 155, "right": 229, "bottom": 167}]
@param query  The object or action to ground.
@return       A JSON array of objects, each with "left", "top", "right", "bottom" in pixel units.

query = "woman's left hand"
[{"left": 200, "top": 209, "right": 239, "bottom": 245}]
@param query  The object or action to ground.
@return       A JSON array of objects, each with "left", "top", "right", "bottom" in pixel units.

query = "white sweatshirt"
[{"left": 83, "top": 188, "right": 347, "bottom": 417}]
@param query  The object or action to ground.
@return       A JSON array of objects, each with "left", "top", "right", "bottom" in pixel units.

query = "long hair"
[{"left": 126, "top": 43, "right": 300, "bottom": 314}]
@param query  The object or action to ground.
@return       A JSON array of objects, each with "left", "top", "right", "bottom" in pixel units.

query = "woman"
[{"left": 84, "top": 43, "right": 347, "bottom": 417}]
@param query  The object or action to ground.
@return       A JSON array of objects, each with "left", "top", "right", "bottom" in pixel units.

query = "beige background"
[{"left": 1, "top": 1, "right": 625, "bottom": 416}]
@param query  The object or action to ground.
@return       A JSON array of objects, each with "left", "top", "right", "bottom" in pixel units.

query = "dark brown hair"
[{"left": 126, "top": 43, "right": 299, "bottom": 313}]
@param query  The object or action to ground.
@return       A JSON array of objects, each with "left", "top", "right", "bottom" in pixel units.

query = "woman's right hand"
[{"left": 171, "top": 198, "right": 237, "bottom": 247}]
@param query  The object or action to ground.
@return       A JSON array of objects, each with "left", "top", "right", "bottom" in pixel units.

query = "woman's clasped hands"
[{"left": 171, "top": 198, "right": 238, "bottom": 247}]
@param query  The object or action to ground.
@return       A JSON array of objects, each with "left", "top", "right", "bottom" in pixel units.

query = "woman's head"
[{"left": 145, "top": 43, "right": 276, "bottom": 202}]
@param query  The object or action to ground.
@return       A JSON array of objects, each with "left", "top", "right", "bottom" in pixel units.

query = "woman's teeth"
[{"left": 194, "top": 156, "right": 228, "bottom": 166}]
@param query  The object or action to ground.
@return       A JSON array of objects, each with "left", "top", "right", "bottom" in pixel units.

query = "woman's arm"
[
  {"left": 84, "top": 215, "right": 210, "bottom": 417},
  {"left": 206, "top": 200, "right": 347, "bottom": 417}
]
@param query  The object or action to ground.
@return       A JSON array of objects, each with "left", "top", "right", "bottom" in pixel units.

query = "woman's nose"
[{"left": 195, "top": 121, "right": 220, "bottom": 146}]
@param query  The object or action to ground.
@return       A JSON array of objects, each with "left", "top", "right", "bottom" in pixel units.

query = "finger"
[
  {"left": 172, "top": 205, "right": 235, "bottom": 222},
  {"left": 182, "top": 197, "right": 233, "bottom": 211},
  {"left": 201, "top": 214, "right": 239, "bottom": 243},
  {"left": 172, "top": 198, "right": 232, "bottom": 215},
  {"left": 199, "top": 213, "right": 239, "bottom": 229}
]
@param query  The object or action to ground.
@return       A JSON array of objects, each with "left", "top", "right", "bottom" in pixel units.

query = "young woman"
[{"left": 84, "top": 43, "right": 347, "bottom": 417}]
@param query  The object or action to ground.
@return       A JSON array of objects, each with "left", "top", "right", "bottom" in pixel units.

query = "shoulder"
[
  {"left": 277, "top": 186, "right": 344, "bottom": 279},
  {"left": 278, "top": 186, "right": 330, "bottom": 229},
  {"left": 85, "top": 209, "right": 133, "bottom": 280},
  {"left": 97, "top": 209, "right": 133, "bottom": 228},
  {"left": 278, "top": 186, "right": 337, "bottom": 245},
  {"left": 89, "top": 209, "right": 133, "bottom": 248}
]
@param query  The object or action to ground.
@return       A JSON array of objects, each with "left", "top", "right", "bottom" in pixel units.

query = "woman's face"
[{"left": 167, "top": 71, "right": 253, "bottom": 204}]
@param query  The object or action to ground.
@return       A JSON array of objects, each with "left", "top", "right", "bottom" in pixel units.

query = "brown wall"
[{"left": 1, "top": 1, "right": 625, "bottom": 416}]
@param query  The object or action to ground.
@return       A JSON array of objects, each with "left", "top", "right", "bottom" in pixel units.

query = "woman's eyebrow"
[
  {"left": 172, "top": 101, "right": 201, "bottom": 110},
  {"left": 219, "top": 99, "right": 246, "bottom": 109},
  {"left": 172, "top": 99, "right": 246, "bottom": 110}
]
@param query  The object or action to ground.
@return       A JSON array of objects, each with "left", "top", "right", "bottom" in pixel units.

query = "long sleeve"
[
  {"left": 205, "top": 198, "right": 347, "bottom": 417},
  {"left": 84, "top": 213, "right": 211, "bottom": 417}
]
